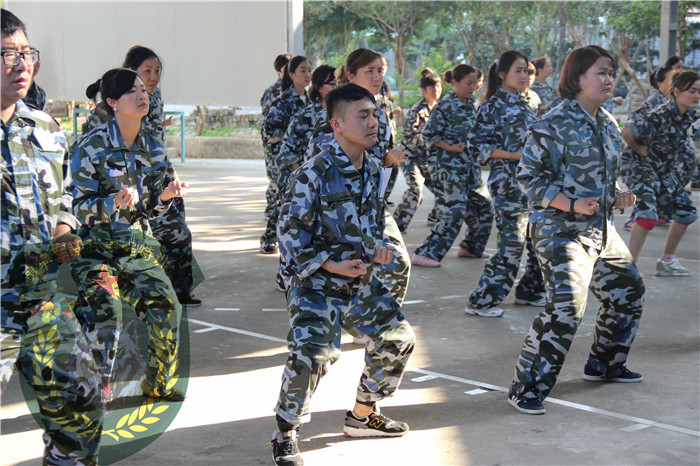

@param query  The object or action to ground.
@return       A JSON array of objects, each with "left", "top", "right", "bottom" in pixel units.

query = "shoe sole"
[
  {"left": 507, "top": 397, "right": 546, "bottom": 415},
  {"left": 342, "top": 426, "right": 408, "bottom": 438},
  {"left": 583, "top": 374, "right": 643, "bottom": 383},
  {"left": 465, "top": 307, "right": 504, "bottom": 318},
  {"left": 655, "top": 271, "right": 690, "bottom": 277}
]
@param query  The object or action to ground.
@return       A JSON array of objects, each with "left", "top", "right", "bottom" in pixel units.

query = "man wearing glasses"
[{"left": 1, "top": 9, "right": 102, "bottom": 464}]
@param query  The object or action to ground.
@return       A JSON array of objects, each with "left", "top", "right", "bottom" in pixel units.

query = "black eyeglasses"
[{"left": 1, "top": 49, "right": 40, "bottom": 66}]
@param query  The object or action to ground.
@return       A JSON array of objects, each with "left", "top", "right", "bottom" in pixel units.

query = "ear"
[
  {"left": 105, "top": 97, "right": 117, "bottom": 109},
  {"left": 498, "top": 71, "right": 506, "bottom": 82},
  {"left": 330, "top": 117, "right": 342, "bottom": 132}
]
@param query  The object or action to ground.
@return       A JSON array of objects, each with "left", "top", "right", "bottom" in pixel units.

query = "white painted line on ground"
[
  {"left": 402, "top": 300, "right": 425, "bottom": 305},
  {"left": 186, "top": 317, "right": 700, "bottom": 439},
  {"left": 215, "top": 308, "right": 240, "bottom": 311},
  {"left": 439, "top": 295, "right": 463, "bottom": 300},
  {"left": 193, "top": 327, "right": 219, "bottom": 334},
  {"left": 465, "top": 389, "right": 489, "bottom": 396},
  {"left": 262, "top": 308, "right": 287, "bottom": 312},
  {"left": 620, "top": 424, "right": 651, "bottom": 433},
  {"left": 410, "top": 375, "right": 437, "bottom": 383}
]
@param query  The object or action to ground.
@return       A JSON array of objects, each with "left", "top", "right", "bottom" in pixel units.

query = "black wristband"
[{"left": 570, "top": 198, "right": 576, "bottom": 214}]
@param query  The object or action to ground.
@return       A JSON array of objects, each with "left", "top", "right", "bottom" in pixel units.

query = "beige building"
[{"left": 7, "top": 1, "right": 304, "bottom": 106}]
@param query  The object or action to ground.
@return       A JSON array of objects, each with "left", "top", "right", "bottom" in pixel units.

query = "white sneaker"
[
  {"left": 464, "top": 306, "right": 504, "bottom": 318},
  {"left": 655, "top": 258, "right": 690, "bottom": 277}
]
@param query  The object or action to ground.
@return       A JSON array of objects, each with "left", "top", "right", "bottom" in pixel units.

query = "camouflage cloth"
[
  {"left": 467, "top": 88, "right": 542, "bottom": 307},
  {"left": 260, "top": 87, "right": 308, "bottom": 248},
  {"left": 626, "top": 99, "right": 698, "bottom": 224},
  {"left": 529, "top": 80, "right": 560, "bottom": 115},
  {"left": 274, "top": 140, "right": 415, "bottom": 424},
  {"left": 690, "top": 118, "right": 700, "bottom": 188},
  {"left": 415, "top": 91, "right": 493, "bottom": 261},
  {"left": 277, "top": 100, "right": 324, "bottom": 192},
  {"left": 376, "top": 85, "right": 399, "bottom": 199},
  {"left": 1, "top": 101, "right": 102, "bottom": 464},
  {"left": 260, "top": 78, "right": 282, "bottom": 120},
  {"left": 393, "top": 98, "right": 441, "bottom": 232},
  {"left": 69, "top": 119, "right": 182, "bottom": 398},
  {"left": 511, "top": 98, "right": 644, "bottom": 402},
  {"left": 22, "top": 81, "right": 47, "bottom": 111}
]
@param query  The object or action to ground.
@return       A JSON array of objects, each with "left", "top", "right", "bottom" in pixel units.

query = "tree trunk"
[{"left": 196, "top": 105, "right": 207, "bottom": 136}]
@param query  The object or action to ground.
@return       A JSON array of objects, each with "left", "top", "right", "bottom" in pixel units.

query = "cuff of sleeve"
[
  {"left": 477, "top": 145, "right": 497, "bottom": 165},
  {"left": 298, "top": 251, "right": 331, "bottom": 279},
  {"left": 425, "top": 134, "right": 442, "bottom": 149},
  {"left": 103, "top": 197, "right": 117, "bottom": 220},
  {"left": 56, "top": 211, "right": 80, "bottom": 231},
  {"left": 542, "top": 185, "right": 561, "bottom": 208}
]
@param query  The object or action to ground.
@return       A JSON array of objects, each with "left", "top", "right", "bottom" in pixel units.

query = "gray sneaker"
[
  {"left": 271, "top": 430, "right": 303, "bottom": 466},
  {"left": 343, "top": 409, "right": 409, "bottom": 438},
  {"left": 656, "top": 258, "right": 690, "bottom": 277}
]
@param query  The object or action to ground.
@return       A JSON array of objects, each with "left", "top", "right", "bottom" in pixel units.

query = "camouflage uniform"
[
  {"left": 274, "top": 140, "right": 415, "bottom": 425},
  {"left": 277, "top": 99, "right": 324, "bottom": 192},
  {"left": 415, "top": 91, "right": 493, "bottom": 262},
  {"left": 1, "top": 101, "right": 102, "bottom": 464},
  {"left": 510, "top": 98, "right": 645, "bottom": 404},
  {"left": 22, "top": 81, "right": 47, "bottom": 111},
  {"left": 69, "top": 118, "right": 182, "bottom": 399},
  {"left": 626, "top": 100, "right": 698, "bottom": 225},
  {"left": 392, "top": 98, "right": 441, "bottom": 232},
  {"left": 376, "top": 84, "right": 399, "bottom": 199},
  {"left": 260, "top": 87, "right": 308, "bottom": 249},
  {"left": 261, "top": 78, "right": 282, "bottom": 119},
  {"left": 467, "top": 88, "right": 544, "bottom": 309},
  {"left": 529, "top": 80, "right": 560, "bottom": 115},
  {"left": 690, "top": 118, "right": 700, "bottom": 188},
  {"left": 260, "top": 79, "right": 283, "bottom": 224}
]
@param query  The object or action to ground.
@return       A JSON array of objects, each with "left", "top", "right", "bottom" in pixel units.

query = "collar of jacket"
[
  {"left": 564, "top": 98, "right": 614, "bottom": 129},
  {"left": 106, "top": 118, "right": 148, "bottom": 152},
  {"left": 495, "top": 86, "right": 524, "bottom": 105},
  {"left": 328, "top": 139, "right": 379, "bottom": 177},
  {"left": 666, "top": 98, "right": 697, "bottom": 123},
  {"left": 5, "top": 100, "right": 38, "bottom": 128}
]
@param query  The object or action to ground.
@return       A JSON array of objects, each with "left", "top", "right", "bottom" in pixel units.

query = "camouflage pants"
[
  {"left": 426, "top": 154, "right": 446, "bottom": 221},
  {"left": 2, "top": 287, "right": 102, "bottom": 465},
  {"left": 414, "top": 167, "right": 493, "bottom": 262},
  {"left": 393, "top": 156, "right": 441, "bottom": 232},
  {"left": 678, "top": 149, "right": 699, "bottom": 188},
  {"left": 378, "top": 212, "right": 411, "bottom": 305},
  {"left": 149, "top": 197, "right": 195, "bottom": 299},
  {"left": 468, "top": 196, "right": 543, "bottom": 309},
  {"left": 70, "top": 245, "right": 182, "bottom": 397},
  {"left": 628, "top": 168, "right": 698, "bottom": 224},
  {"left": 274, "top": 276, "right": 415, "bottom": 425},
  {"left": 509, "top": 227, "right": 645, "bottom": 402},
  {"left": 264, "top": 149, "right": 280, "bottom": 221},
  {"left": 384, "top": 164, "right": 400, "bottom": 201}
]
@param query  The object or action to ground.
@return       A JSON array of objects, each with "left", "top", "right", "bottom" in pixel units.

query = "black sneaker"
[
  {"left": 261, "top": 243, "right": 278, "bottom": 254},
  {"left": 583, "top": 363, "right": 643, "bottom": 383},
  {"left": 342, "top": 409, "right": 409, "bottom": 438},
  {"left": 271, "top": 430, "right": 303, "bottom": 466},
  {"left": 508, "top": 394, "right": 546, "bottom": 415},
  {"left": 275, "top": 274, "right": 286, "bottom": 292},
  {"left": 179, "top": 294, "right": 201, "bottom": 307}
]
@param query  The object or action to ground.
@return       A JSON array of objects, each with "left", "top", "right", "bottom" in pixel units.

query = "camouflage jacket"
[
  {"left": 278, "top": 139, "right": 385, "bottom": 292},
  {"left": 305, "top": 107, "right": 332, "bottom": 162},
  {"left": 530, "top": 80, "right": 560, "bottom": 111},
  {"left": 262, "top": 86, "right": 308, "bottom": 156},
  {"left": 469, "top": 87, "right": 536, "bottom": 199},
  {"left": 69, "top": 118, "right": 172, "bottom": 239},
  {"left": 377, "top": 85, "right": 397, "bottom": 148},
  {"left": 260, "top": 78, "right": 282, "bottom": 119},
  {"left": 518, "top": 98, "right": 623, "bottom": 250},
  {"left": 422, "top": 91, "right": 477, "bottom": 169},
  {"left": 1, "top": 102, "right": 78, "bottom": 291},
  {"left": 278, "top": 100, "right": 324, "bottom": 170},
  {"left": 621, "top": 89, "right": 668, "bottom": 161},
  {"left": 401, "top": 98, "right": 432, "bottom": 159}
]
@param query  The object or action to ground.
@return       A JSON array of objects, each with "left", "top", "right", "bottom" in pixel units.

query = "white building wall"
[{"left": 7, "top": 1, "right": 303, "bottom": 106}]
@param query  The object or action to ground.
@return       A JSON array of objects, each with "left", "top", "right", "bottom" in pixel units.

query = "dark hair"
[
  {"left": 484, "top": 50, "right": 529, "bottom": 101},
  {"left": 670, "top": 70, "right": 700, "bottom": 97},
  {"left": 532, "top": 57, "right": 550, "bottom": 75},
  {"left": 274, "top": 53, "right": 293, "bottom": 72},
  {"left": 527, "top": 61, "right": 536, "bottom": 76},
  {"left": 281, "top": 55, "right": 310, "bottom": 92},
  {"left": 1, "top": 9, "right": 26, "bottom": 37},
  {"left": 85, "top": 68, "right": 139, "bottom": 117},
  {"left": 665, "top": 55, "right": 683, "bottom": 69},
  {"left": 419, "top": 67, "right": 441, "bottom": 89},
  {"left": 558, "top": 45, "right": 615, "bottom": 100},
  {"left": 650, "top": 65, "right": 673, "bottom": 90},
  {"left": 337, "top": 48, "right": 382, "bottom": 83},
  {"left": 123, "top": 45, "right": 162, "bottom": 72},
  {"left": 308, "top": 64, "right": 336, "bottom": 102},
  {"left": 381, "top": 81, "right": 394, "bottom": 102},
  {"left": 326, "top": 83, "right": 375, "bottom": 120},
  {"left": 444, "top": 64, "right": 480, "bottom": 85}
]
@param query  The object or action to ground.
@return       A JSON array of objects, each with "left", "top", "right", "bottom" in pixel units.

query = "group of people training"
[
  {"left": 260, "top": 43, "right": 698, "bottom": 465},
  {"left": 2, "top": 9, "right": 198, "bottom": 464}
]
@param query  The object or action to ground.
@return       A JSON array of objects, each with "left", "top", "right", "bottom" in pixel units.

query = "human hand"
[
  {"left": 574, "top": 197, "right": 600, "bottom": 215},
  {"left": 385, "top": 147, "right": 405, "bottom": 166},
  {"left": 163, "top": 116, "right": 173, "bottom": 128},
  {"left": 613, "top": 190, "right": 636, "bottom": 209},
  {"left": 322, "top": 259, "right": 366, "bottom": 277},
  {"left": 116, "top": 187, "right": 139, "bottom": 207},
  {"left": 636, "top": 145, "right": 650, "bottom": 157},
  {"left": 373, "top": 246, "right": 393, "bottom": 264},
  {"left": 451, "top": 143, "right": 466, "bottom": 153},
  {"left": 161, "top": 180, "right": 189, "bottom": 202}
]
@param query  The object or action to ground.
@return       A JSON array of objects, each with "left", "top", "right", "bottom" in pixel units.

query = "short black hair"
[
  {"left": 558, "top": 45, "right": 615, "bottom": 100},
  {"left": 1, "top": 9, "right": 26, "bottom": 38},
  {"left": 85, "top": 68, "right": 140, "bottom": 116},
  {"left": 123, "top": 45, "right": 162, "bottom": 72},
  {"left": 326, "top": 83, "right": 375, "bottom": 120}
]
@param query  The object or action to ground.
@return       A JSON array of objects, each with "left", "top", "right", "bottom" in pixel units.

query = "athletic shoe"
[
  {"left": 583, "top": 363, "right": 643, "bottom": 383},
  {"left": 178, "top": 294, "right": 201, "bottom": 307},
  {"left": 464, "top": 306, "right": 504, "bottom": 318},
  {"left": 507, "top": 395, "right": 546, "bottom": 415},
  {"left": 457, "top": 247, "right": 489, "bottom": 258},
  {"left": 343, "top": 409, "right": 409, "bottom": 438},
  {"left": 623, "top": 216, "right": 635, "bottom": 231},
  {"left": 271, "top": 430, "right": 303, "bottom": 466},
  {"left": 514, "top": 296, "right": 546, "bottom": 307},
  {"left": 655, "top": 258, "right": 690, "bottom": 277},
  {"left": 411, "top": 253, "right": 440, "bottom": 267},
  {"left": 656, "top": 217, "right": 672, "bottom": 226},
  {"left": 261, "top": 243, "right": 278, "bottom": 254},
  {"left": 426, "top": 214, "right": 439, "bottom": 226}
]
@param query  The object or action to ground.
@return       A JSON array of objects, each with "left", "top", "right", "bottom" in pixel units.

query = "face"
[
  {"left": 500, "top": 57, "right": 529, "bottom": 93},
  {"left": 332, "top": 97, "right": 378, "bottom": 150},
  {"left": 135, "top": 57, "right": 161, "bottom": 94},
  {"left": 577, "top": 56, "right": 614, "bottom": 108},
  {"left": 540, "top": 59, "right": 553, "bottom": 79},
  {"left": 672, "top": 60, "right": 684, "bottom": 71},
  {"left": 318, "top": 77, "right": 337, "bottom": 100},
  {"left": 290, "top": 60, "right": 312, "bottom": 89},
  {"left": 526, "top": 69, "right": 536, "bottom": 90},
  {"left": 107, "top": 77, "right": 149, "bottom": 121},
  {"left": 674, "top": 79, "right": 700, "bottom": 111},
  {"left": 1, "top": 31, "right": 33, "bottom": 110},
  {"left": 348, "top": 58, "right": 383, "bottom": 95},
  {"left": 452, "top": 72, "right": 480, "bottom": 99},
  {"left": 421, "top": 81, "right": 442, "bottom": 104}
]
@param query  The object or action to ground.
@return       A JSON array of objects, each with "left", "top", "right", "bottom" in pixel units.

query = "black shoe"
[
  {"left": 583, "top": 363, "right": 643, "bottom": 383},
  {"left": 179, "top": 294, "right": 201, "bottom": 307},
  {"left": 271, "top": 430, "right": 303, "bottom": 466},
  {"left": 508, "top": 394, "right": 546, "bottom": 415},
  {"left": 261, "top": 243, "right": 278, "bottom": 254},
  {"left": 342, "top": 409, "right": 409, "bottom": 438}
]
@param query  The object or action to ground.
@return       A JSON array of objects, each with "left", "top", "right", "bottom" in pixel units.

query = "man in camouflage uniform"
[
  {"left": 1, "top": 9, "right": 102, "bottom": 463},
  {"left": 509, "top": 94, "right": 644, "bottom": 415},
  {"left": 271, "top": 84, "right": 415, "bottom": 466}
]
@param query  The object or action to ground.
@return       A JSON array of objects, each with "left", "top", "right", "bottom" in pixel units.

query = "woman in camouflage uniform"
[
  {"left": 623, "top": 70, "right": 700, "bottom": 277},
  {"left": 508, "top": 45, "right": 644, "bottom": 415},
  {"left": 260, "top": 55, "right": 312, "bottom": 254},
  {"left": 465, "top": 50, "right": 544, "bottom": 317},
  {"left": 393, "top": 68, "right": 442, "bottom": 233},
  {"left": 530, "top": 56, "right": 561, "bottom": 115},
  {"left": 412, "top": 64, "right": 493, "bottom": 267}
]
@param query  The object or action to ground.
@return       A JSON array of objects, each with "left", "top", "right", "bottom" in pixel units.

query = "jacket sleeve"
[
  {"left": 468, "top": 101, "right": 499, "bottom": 165},
  {"left": 517, "top": 120, "right": 565, "bottom": 208},
  {"left": 421, "top": 106, "right": 444, "bottom": 149},
  {"left": 278, "top": 107, "right": 310, "bottom": 169},
  {"left": 69, "top": 144, "right": 118, "bottom": 227}
]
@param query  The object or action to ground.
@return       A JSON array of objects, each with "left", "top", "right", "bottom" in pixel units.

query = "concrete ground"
[{"left": 2, "top": 158, "right": 699, "bottom": 466}]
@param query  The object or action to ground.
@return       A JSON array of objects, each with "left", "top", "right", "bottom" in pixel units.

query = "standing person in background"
[
  {"left": 509, "top": 45, "right": 644, "bottom": 415},
  {"left": 393, "top": 68, "right": 443, "bottom": 233},
  {"left": 377, "top": 55, "right": 401, "bottom": 204},
  {"left": 411, "top": 64, "right": 493, "bottom": 267},
  {"left": 665, "top": 55, "right": 685, "bottom": 71},
  {"left": 522, "top": 62, "right": 542, "bottom": 113},
  {"left": 260, "top": 55, "right": 311, "bottom": 255},
  {"left": 623, "top": 70, "right": 700, "bottom": 276},
  {"left": 1, "top": 9, "right": 103, "bottom": 463},
  {"left": 261, "top": 53, "right": 294, "bottom": 118},
  {"left": 530, "top": 56, "right": 560, "bottom": 114},
  {"left": 465, "top": 50, "right": 545, "bottom": 317}
]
